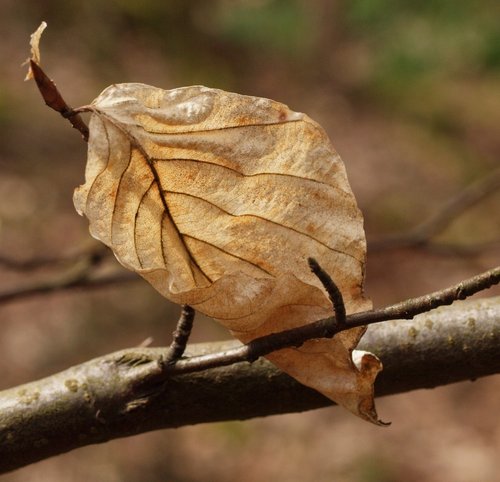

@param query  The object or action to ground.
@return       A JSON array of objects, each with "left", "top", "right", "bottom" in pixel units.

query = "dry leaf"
[
  {"left": 24, "top": 21, "right": 47, "bottom": 81},
  {"left": 74, "top": 83, "right": 384, "bottom": 424}
]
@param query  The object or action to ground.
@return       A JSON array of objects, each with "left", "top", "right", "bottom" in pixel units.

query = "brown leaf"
[
  {"left": 74, "top": 84, "right": 384, "bottom": 424},
  {"left": 24, "top": 21, "right": 47, "bottom": 81}
]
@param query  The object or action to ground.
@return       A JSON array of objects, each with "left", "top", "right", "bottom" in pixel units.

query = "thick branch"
[{"left": 1, "top": 296, "right": 499, "bottom": 473}]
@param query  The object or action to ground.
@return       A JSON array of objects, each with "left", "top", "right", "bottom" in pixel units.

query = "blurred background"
[{"left": 1, "top": 0, "right": 499, "bottom": 480}]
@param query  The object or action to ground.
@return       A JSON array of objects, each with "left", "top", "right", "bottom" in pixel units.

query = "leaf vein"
[
  {"left": 142, "top": 119, "right": 303, "bottom": 136},
  {"left": 182, "top": 234, "right": 273, "bottom": 277},
  {"left": 133, "top": 180, "right": 155, "bottom": 269},
  {"left": 152, "top": 157, "right": 334, "bottom": 190},
  {"left": 84, "top": 118, "right": 112, "bottom": 216},
  {"left": 92, "top": 108, "right": 213, "bottom": 283},
  {"left": 164, "top": 190, "right": 358, "bottom": 263},
  {"left": 110, "top": 144, "right": 134, "bottom": 249}
]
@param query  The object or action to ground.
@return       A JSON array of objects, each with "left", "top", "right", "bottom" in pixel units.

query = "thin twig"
[
  {"left": 164, "top": 265, "right": 500, "bottom": 375},
  {"left": 0, "top": 246, "right": 108, "bottom": 272},
  {"left": 308, "top": 257, "right": 346, "bottom": 327},
  {"left": 29, "top": 60, "right": 89, "bottom": 141},
  {"left": 414, "top": 239, "right": 500, "bottom": 257},
  {"left": 0, "top": 270, "right": 137, "bottom": 304},
  {"left": 163, "top": 305, "right": 195, "bottom": 364},
  {"left": 0, "top": 248, "right": 134, "bottom": 305},
  {"left": 371, "top": 168, "right": 500, "bottom": 252},
  {"left": 0, "top": 253, "right": 75, "bottom": 271}
]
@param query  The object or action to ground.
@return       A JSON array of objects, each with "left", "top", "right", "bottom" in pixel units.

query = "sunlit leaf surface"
[{"left": 74, "top": 84, "right": 383, "bottom": 423}]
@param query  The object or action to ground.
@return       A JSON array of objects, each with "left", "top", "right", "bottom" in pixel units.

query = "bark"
[{"left": 1, "top": 296, "right": 499, "bottom": 473}]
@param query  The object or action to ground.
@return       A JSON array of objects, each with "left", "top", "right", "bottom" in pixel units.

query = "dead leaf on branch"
[
  {"left": 70, "top": 83, "right": 385, "bottom": 424},
  {"left": 26, "top": 19, "right": 383, "bottom": 425}
]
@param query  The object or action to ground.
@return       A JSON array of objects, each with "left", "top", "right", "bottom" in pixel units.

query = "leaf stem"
[{"left": 29, "top": 60, "right": 89, "bottom": 141}]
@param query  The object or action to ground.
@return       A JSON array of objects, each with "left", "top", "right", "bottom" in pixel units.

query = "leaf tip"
[{"left": 24, "top": 21, "right": 47, "bottom": 81}]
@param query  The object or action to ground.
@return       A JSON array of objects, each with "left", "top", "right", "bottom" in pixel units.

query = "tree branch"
[
  {"left": 370, "top": 167, "right": 500, "bottom": 252},
  {"left": 0, "top": 270, "right": 136, "bottom": 304},
  {"left": 159, "top": 265, "right": 499, "bottom": 374},
  {"left": 0, "top": 245, "right": 108, "bottom": 272},
  {"left": 1, "top": 296, "right": 499, "bottom": 473}
]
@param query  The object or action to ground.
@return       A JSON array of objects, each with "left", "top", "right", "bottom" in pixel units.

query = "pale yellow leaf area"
[
  {"left": 24, "top": 21, "right": 46, "bottom": 80},
  {"left": 74, "top": 84, "right": 384, "bottom": 424}
]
